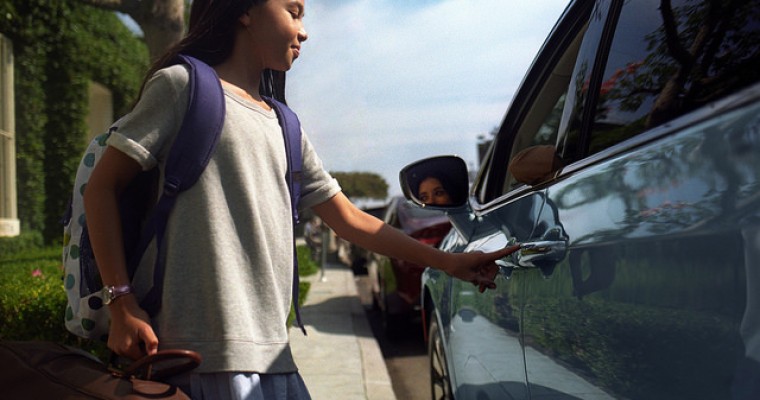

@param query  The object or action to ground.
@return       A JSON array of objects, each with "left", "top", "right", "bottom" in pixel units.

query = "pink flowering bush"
[
  {"left": 0, "top": 247, "right": 70, "bottom": 343},
  {"left": 1, "top": 244, "right": 317, "bottom": 359}
]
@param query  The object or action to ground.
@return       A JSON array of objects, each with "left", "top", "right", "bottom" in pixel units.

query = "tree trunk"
[
  {"left": 75, "top": 0, "right": 185, "bottom": 61},
  {"left": 75, "top": 0, "right": 288, "bottom": 98}
]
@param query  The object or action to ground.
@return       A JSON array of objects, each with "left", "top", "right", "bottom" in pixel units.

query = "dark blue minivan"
[{"left": 400, "top": 0, "right": 760, "bottom": 398}]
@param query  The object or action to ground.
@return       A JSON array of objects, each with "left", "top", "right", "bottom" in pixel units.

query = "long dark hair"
[{"left": 137, "top": 0, "right": 286, "bottom": 104}]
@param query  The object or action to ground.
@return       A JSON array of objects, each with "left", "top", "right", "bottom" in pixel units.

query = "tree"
[
  {"left": 75, "top": 0, "right": 185, "bottom": 61},
  {"left": 75, "top": 0, "right": 289, "bottom": 101},
  {"left": 477, "top": 126, "right": 499, "bottom": 165},
  {"left": 330, "top": 172, "right": 388, "bottom": 201}
]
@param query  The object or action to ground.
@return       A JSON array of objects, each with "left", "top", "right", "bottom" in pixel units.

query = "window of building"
[{"left": 0, "top": 33, "right": 19, "bottom": 237}]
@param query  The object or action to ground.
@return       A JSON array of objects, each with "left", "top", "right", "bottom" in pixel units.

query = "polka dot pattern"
[{"left": 62, "top": 132, "right": 115, "bottom": 339}]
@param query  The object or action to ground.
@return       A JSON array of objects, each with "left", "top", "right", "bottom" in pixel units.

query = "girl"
[
  {"left": 418, "top": 175, "right": 454, "bottom": 206},
  {"left": 83, "top": 0, "right": 517, "bottom": 398}
]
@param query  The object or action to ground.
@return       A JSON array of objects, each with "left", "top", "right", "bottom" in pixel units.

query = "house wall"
[{"left": 86, "top": 81, "right": 113, "bottom": 143}]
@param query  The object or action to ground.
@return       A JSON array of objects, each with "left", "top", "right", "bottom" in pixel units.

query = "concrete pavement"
[{"left": 290, "top": 260, "right": 397, "bottom": 400}]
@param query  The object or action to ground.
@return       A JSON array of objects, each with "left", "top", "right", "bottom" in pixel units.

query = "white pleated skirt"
[{"left": 171, "top": 372, "right": 311, "bottom": 400}]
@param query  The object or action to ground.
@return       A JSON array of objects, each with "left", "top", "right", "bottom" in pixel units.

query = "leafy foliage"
[
  {"left": 0, "top": 246, "right": 108, "bottom": 359},
  {"left": 297, "top": 245, "right": 320, "bottom": 277},
  {"left": 330, "top": 171, "right": 389, "bottom": 201},
  {"left": 0, "top": 231, "right": 43, "bottom": 255},
  {"left": 0, "top": 0, "right": 148, "bottom": 243},
  {"left": 1, "top": 245, "right": 316, "bottom": 359}
]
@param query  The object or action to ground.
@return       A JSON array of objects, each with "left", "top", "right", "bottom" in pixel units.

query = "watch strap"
[{"left": 104, "top": 284, "right": 133, "bottom": 304}]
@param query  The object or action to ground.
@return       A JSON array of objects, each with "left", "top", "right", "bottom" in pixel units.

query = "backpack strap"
[
  {"left": 264, "top": 97, "right": 303, "bottom": 225},
  {"left": 263, "top": 96, "right": 306, "bottom": 335},
  {"left": 133, "top": 62, "right": 305, "bottom": 335},
  {"left": 139, "top": 55, "right": 226, "bottom": 315}
]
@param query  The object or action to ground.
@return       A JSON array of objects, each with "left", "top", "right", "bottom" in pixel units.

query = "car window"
[
  {"left": 383, "top": 199, "right": 400, "bottom": 228},
  {"left": 497, "top": 0, "right": 611, "bottom": 195},
  {"left": 586, "top": 0, "right": 760, "bottom": 155},
  {"left": 383, "top": 197, "right": 448, "bottom": 233},
  {"left": 499, "top": 37, "right": 581, "bottom": 194},
  {"left": 554, "top": 0, "right": 613, "bottom": 163},
  {"left": 396, "top": 201, "right": 449, "bottom": 234}
]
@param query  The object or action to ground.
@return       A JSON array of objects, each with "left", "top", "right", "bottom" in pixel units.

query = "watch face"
[
  {"left": 101, "top": 285, "right": 131, "bottom": 304},
  {"left": 101, "top": 286, "right": 114, "bottom": 304}
]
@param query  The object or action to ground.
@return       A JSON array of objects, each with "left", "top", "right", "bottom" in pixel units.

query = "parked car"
[
  {"left": 349, "top": 204, "right": 388, "bottom": 274},
  {"left": 366, "top": 196, "right": 451, "bottom": 337},
  {"left": 400, "top": 0, "right": 760, "bottom": 398}
]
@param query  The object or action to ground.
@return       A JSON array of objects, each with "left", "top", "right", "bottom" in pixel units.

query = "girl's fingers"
[
  {"left": 467, "top": 246, "right": 518, "bottom": 292},
  {"left": 494, "top": 244, "right": 521, "bottom": 259},
  {"left": 139, "top": 326, "right": 159, "bottom": 356}
]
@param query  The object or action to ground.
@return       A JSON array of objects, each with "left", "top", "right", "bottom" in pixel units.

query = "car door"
[
  {"left": 441, "top": 194, "right": 543, "bottom": 400},
  {"left": 435, "top": 1, "right": 608, "bottom": 398},
  {"left": 516, "top": 0, "right": 760, "bottom": 398}
]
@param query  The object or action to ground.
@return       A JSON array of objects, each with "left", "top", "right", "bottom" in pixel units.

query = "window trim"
[
  {"left": 558, "top": 81, "right": 760, "bottom": 181},
  {"left": 572, "top": 0, "right": 623, "bottom": 162},
  {"left": 472, "top": 0, "right": 601, "bottom": 210}
]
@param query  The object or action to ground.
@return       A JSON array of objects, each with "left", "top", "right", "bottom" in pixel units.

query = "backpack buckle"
[{"left": 164, "top": 179, "right": 180, "bottom": 196}]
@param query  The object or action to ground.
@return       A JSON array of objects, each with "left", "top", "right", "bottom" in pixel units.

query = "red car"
[{"left": 366, "top": 196, "right": 451, "bottom": 338}]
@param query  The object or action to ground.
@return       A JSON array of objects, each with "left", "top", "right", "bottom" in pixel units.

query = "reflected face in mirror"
[
  {"left": 418, "top": 177, "right": 453, "bottom": 206},
  {"left": 400, "top": 155, "right": 469, "bottom": 208}
]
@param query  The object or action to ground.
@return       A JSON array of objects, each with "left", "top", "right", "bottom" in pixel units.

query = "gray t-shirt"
[{"left": 107, "top": 64, "right": 341, "bottom": 373}]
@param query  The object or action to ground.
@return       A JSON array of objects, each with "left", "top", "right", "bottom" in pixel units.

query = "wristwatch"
[{"left": 101, "top": 284, "right": 133, "bottom": 305}]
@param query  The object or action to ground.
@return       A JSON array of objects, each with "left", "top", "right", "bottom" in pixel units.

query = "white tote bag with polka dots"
[
  {"left": 61, "top": 55, "right": 228, "bottom": 340},
  {"left": 61, "top": 131, "right": 115, "bottom": 340},
  {"left": 60, "top": 55, "right": 307, "bottom": 341}
]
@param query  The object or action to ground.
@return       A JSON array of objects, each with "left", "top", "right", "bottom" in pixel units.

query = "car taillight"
[{"left": 417, "top": 237, "right": 440, "bottom": 246}]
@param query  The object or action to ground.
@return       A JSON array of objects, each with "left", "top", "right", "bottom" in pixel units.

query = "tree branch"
[
  {"left": 76, "top": 0, "right": 141, "bottom": 15},
  {"left": 659, "top": 0, "right": 692, "bottom": 67}
]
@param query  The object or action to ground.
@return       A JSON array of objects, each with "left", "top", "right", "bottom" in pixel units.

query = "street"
[{"left": 354, "top": 274, "right": 430, "bottom": 400}]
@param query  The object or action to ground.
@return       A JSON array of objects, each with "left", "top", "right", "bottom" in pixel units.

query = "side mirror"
[{"left": 399, "top": 156, "right": 469, "bottom": 208}]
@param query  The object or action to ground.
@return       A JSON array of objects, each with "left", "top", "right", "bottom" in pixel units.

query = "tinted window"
[
  {"left": 497, "top": 2, "right": 608, "bottom": 195},
  {"left": 588, "top": 0, "right": 760, "bottom": 154},
  {"left": 555, "top": 0, "right": 613, "bottom": 163}
]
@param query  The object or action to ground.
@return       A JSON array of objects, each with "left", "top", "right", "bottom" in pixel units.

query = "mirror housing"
[{"left": 399, "top": 156, "right": 470, "bottom": 209}]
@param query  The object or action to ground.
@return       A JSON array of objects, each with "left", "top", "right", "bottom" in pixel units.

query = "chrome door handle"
[{"left": 516, "top": 240, "right": 567, "bottom": 268}]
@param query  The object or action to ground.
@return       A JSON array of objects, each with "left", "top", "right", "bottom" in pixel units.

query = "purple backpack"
[{"left": 62, "top": 55, "right": 306, "bottom": 340}]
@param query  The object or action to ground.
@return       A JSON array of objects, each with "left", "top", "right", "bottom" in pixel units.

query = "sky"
[
  {"left": 121, "top": 0, "right": 569, "bottom": 198},
  {"left": 285, "top": 0, "right": 568, "bottom": 198}
]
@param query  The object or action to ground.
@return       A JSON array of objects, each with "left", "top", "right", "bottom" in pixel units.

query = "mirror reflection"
[
  {"left": 417, "top": 175, "right": 453, "bottom": 206},
  {"left": 400, "top": 156, "right": 469, "bottom": 208}
]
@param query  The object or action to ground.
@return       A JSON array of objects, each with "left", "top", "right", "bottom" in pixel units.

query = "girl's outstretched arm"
[
  {"left": 312, "top": 192, "right": 519, "bottom": 291},
  {"left": 83, "top": 146, "right": 159, "bottom": 360}
]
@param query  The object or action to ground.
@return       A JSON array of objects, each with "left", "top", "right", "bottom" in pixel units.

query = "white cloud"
[{"left": 288, "top": 0, "right": 567, "bottom": 196}]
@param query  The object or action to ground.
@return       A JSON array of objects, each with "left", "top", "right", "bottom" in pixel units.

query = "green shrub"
[
  {"left": 0, "top": 231, "right": 43, "bottom": 256},
  {"left": 297, "top": 245, "right": 320, "bottom": 277},
  {"left": 0, "top": 0, "right": 148, "bottom": 243},
  {"left": 285, "top": 245, "right": 322, "bottom": 327},
  {"left": 0, "top": 247, "right": 64, "bottom": 341},
  {"left": 1, "top": 245, "right": 316, "bottom": 356},
  {"left": 0, "top": 246, "right": 107, "bottom": 358}
]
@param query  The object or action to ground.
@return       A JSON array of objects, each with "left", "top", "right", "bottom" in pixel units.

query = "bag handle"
[{"left": 113, "top": 349, "right": 202, "bottom": 382}]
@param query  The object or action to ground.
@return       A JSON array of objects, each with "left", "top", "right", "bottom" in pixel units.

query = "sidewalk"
[{"left": 289, "top": 261, "right": 397, "bottom": 400}]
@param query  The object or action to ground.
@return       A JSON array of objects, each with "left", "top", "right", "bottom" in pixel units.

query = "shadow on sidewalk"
[{"left": 298, "top": 296, "right": 375, "bottom": 338}]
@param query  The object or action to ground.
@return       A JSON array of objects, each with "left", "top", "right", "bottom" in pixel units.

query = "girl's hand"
[
  {"left": 440, "top": 245, "right": 521, "bottom": 292},
  {"left": 106, "top": 295, "right": 159, "bottom": 360}
]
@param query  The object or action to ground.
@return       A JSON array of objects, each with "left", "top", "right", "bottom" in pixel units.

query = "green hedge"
[
  {"left": 1, "top": 245, "right": 318, "bottom": 361},
  {"left": 0, "top": 0, "right": 148, "bottom": 243},
  {"left": 0, "top": 230, "right": 43, "bottom": 255},
  {"left": 0, "top": 246, "right": 107, "bottom": 357}
]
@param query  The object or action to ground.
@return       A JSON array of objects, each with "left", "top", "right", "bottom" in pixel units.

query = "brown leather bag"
[{"left": 0, "top": 340, "right": 201, "bottom": 399}]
